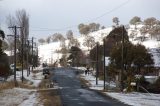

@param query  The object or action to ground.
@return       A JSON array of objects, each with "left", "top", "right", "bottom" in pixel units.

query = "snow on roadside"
[
  {"left": 106, "top": 92, "right": 160, "bottom": 106},
  {"left": 80, "top": 70, "right": 160, "bottom": 106},
  {"left": 0, "top": 67, "right": 44, "bottom": 106},
  {"left": 0, "top": 88, "right": 41, "bottom": 106},
  {"left": 80, "top": 72, "right": 116, "bottom": 90},
  {"left": 7, "top": 68, "right": 44, "bottom": 87},
  {"left": 19, "top": 92, "right": 42, "bottom": 106}
]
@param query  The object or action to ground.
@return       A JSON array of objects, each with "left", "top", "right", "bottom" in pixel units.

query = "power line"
[{"left": 30, "top": 0, "right": 131, "bottom": 32}]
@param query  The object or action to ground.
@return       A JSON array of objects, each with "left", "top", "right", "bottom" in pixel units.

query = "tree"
[
  {"left": 2, "top": 40, "right": 9, "bottom": 50},
  {"left": 38, "top": 38, "right": 45, "bottom": 44},
  {"left": 0, "top": 30, "right": 5, "bottom": 40},
  {"left": 67, "top": 46, "right": 85, "bottom": 67},
  {"left": 107, "top": 26, "right": 129, "bottom": 43},
  {"left": 66, "top": 30, "right": 73, "bottom": 40},
  {"left": 143, "top": 17, "right": 160, "bottom": 39},
  {"left": 101, "top": 26, "right": 106, "bottom": 29},
  {"left": 144, "top": 17, "right": 157, "bottom": 28},
  {"left": 78, "top": 24, "right": 90, "bottom": 36},
  {"left": 129, "top": 30, "right": 137, "bottom": 41},
  {"left": 129, "top": 16, "right": 141, "bottom": 29},
  {"left": 68, "top": 38, "right": 80, "bottom": 49},
  {"left": 46, "top": 36, "right": 51, "bottom": 44},
  {"left": 78, "top": 23, "right": 101, "bottom": 36},
  {"left": 89, "top": 23, "right": 100, "bottom": 32},
  {"left": 112, "top": 17, "right": 120, "bottom": 27},
  {"left": 51, "top": 33, "right": 65, "bottom": 42},
  {"left": 109, "top": 42, "right": 154, "bottom": 90},
  {"left": 6, "top": 9, "right": 29, "bottom": 67},
  {"left": 140, "top": 26, "right": 149, "bottom": 41},
  {"left": 83, "top": 35, "right": 96, "bottom": 51},
  {"left": 133, "top": 44, "right": 154, "bottom": 73},
  {"left": 0, "top": 30, "right": 10, "bottom": 79}
]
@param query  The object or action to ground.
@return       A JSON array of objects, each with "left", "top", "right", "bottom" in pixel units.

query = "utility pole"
[
  {"left": 121, "top": 25, "right": 125, "bottom": 92},
  {"left": 21, "top": 34, "right": 24, "bottom": 82},
  {"left": 31, "top": 37, "right": 34, "bottom": 71},
  {"left": 8, "top": 26, "right": 22, "bottom": 86},
  {"left": 26, "top": 40, "right": 29, "bottom": 76},
  {"left": 103, "top": 38, "right": 106, "bottom": 90},
  {"left": 96, "top": 42, "right": 99, "bottom": 85}
]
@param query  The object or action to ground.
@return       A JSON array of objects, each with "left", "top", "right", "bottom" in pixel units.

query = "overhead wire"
[{"left": 30, "top": 0, "right": 131, "bottom": 32}]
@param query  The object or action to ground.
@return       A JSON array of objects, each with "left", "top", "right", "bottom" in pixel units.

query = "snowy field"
[
  {"left": 79, "top": 69, "right": 160, "bottom": 106},
  {"left": 0, "top": 67, "right": 44, "bottom": 106}
]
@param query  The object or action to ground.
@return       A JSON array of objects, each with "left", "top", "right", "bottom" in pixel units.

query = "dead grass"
[
  {"left": 37, "top": 77, "right": 62, "bottom": 106},
  {"left": 0, "top": 81, "right": 15, "bottom": 90},
  {"left": 79, "top": 76, "right": 91, "bottom": 87},
  {"left": 38, "top": 90, "right": 61, "bottom": 106}
]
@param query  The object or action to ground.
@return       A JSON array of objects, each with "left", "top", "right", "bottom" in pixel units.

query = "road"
[{"left": 52, "top": 68, "right": 128, "bottom": 106}]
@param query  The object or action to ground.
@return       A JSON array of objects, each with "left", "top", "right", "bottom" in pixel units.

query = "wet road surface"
[{"left": 52, "top": 68, "right": 129, "bottom": 106}]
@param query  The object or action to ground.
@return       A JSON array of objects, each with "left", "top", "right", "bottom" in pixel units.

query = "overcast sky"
[{"left": 0, "top": 0, "right": 160, "bottom": 39}]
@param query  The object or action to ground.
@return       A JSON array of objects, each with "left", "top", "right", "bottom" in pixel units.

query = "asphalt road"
[{"left": 52, "top": 68, "right": 129, "bottom": 106}]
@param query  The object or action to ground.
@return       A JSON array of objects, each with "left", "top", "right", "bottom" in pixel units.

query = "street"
[{"left": 52, "top": 68, "right": 128, "bottom": 106}]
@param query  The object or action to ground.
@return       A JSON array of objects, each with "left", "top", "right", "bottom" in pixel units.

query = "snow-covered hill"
[{"left": 38, "top": 25, "right": 160, "bottom": 67}]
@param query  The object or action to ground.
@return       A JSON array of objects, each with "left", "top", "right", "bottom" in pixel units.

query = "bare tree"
[
  {"left": 16, "top": 9, "right": 29, "bottom": 40},
  {"left": 83, "top": 35, "right": 96, "bottom": 51}
]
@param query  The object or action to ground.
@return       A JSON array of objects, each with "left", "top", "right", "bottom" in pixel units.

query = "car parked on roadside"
[{"left": 43, "top": 68, "right": 50, "bottom": 75}]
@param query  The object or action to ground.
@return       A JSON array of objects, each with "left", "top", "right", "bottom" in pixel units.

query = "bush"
[{"left": 147, "top": 77, "right": 160, "bottom": 93}]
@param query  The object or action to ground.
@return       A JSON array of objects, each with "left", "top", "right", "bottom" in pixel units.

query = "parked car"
[
  {"left": 43, "top": 68, "right": 50, "bottom": 79},
  {"left": 43, "top": 68, "right": 50, "bottom": 75}
]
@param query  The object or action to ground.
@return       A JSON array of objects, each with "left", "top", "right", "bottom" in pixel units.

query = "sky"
[{"left": 0, "top": 0, "right": 160, "bottom": 39}]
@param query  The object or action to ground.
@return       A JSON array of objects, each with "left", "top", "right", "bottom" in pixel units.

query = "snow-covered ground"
[
  {"left": 7, "top": 67, "right": 44, "bottom": 87},
  {"left": 106, "top": 92, "right": 160, "bottom": 106},
  {"left": 80, "top": 69, "right": 160, "bottom": 106},
  {"left": 0, "top": 67, "right": 44, "bottom": 106},
  {"left": 81, "top": 72, "right": 116, "bottom": 90},
  {"left": 0, "top": 88, "right": 41, "bottom": 106}
]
